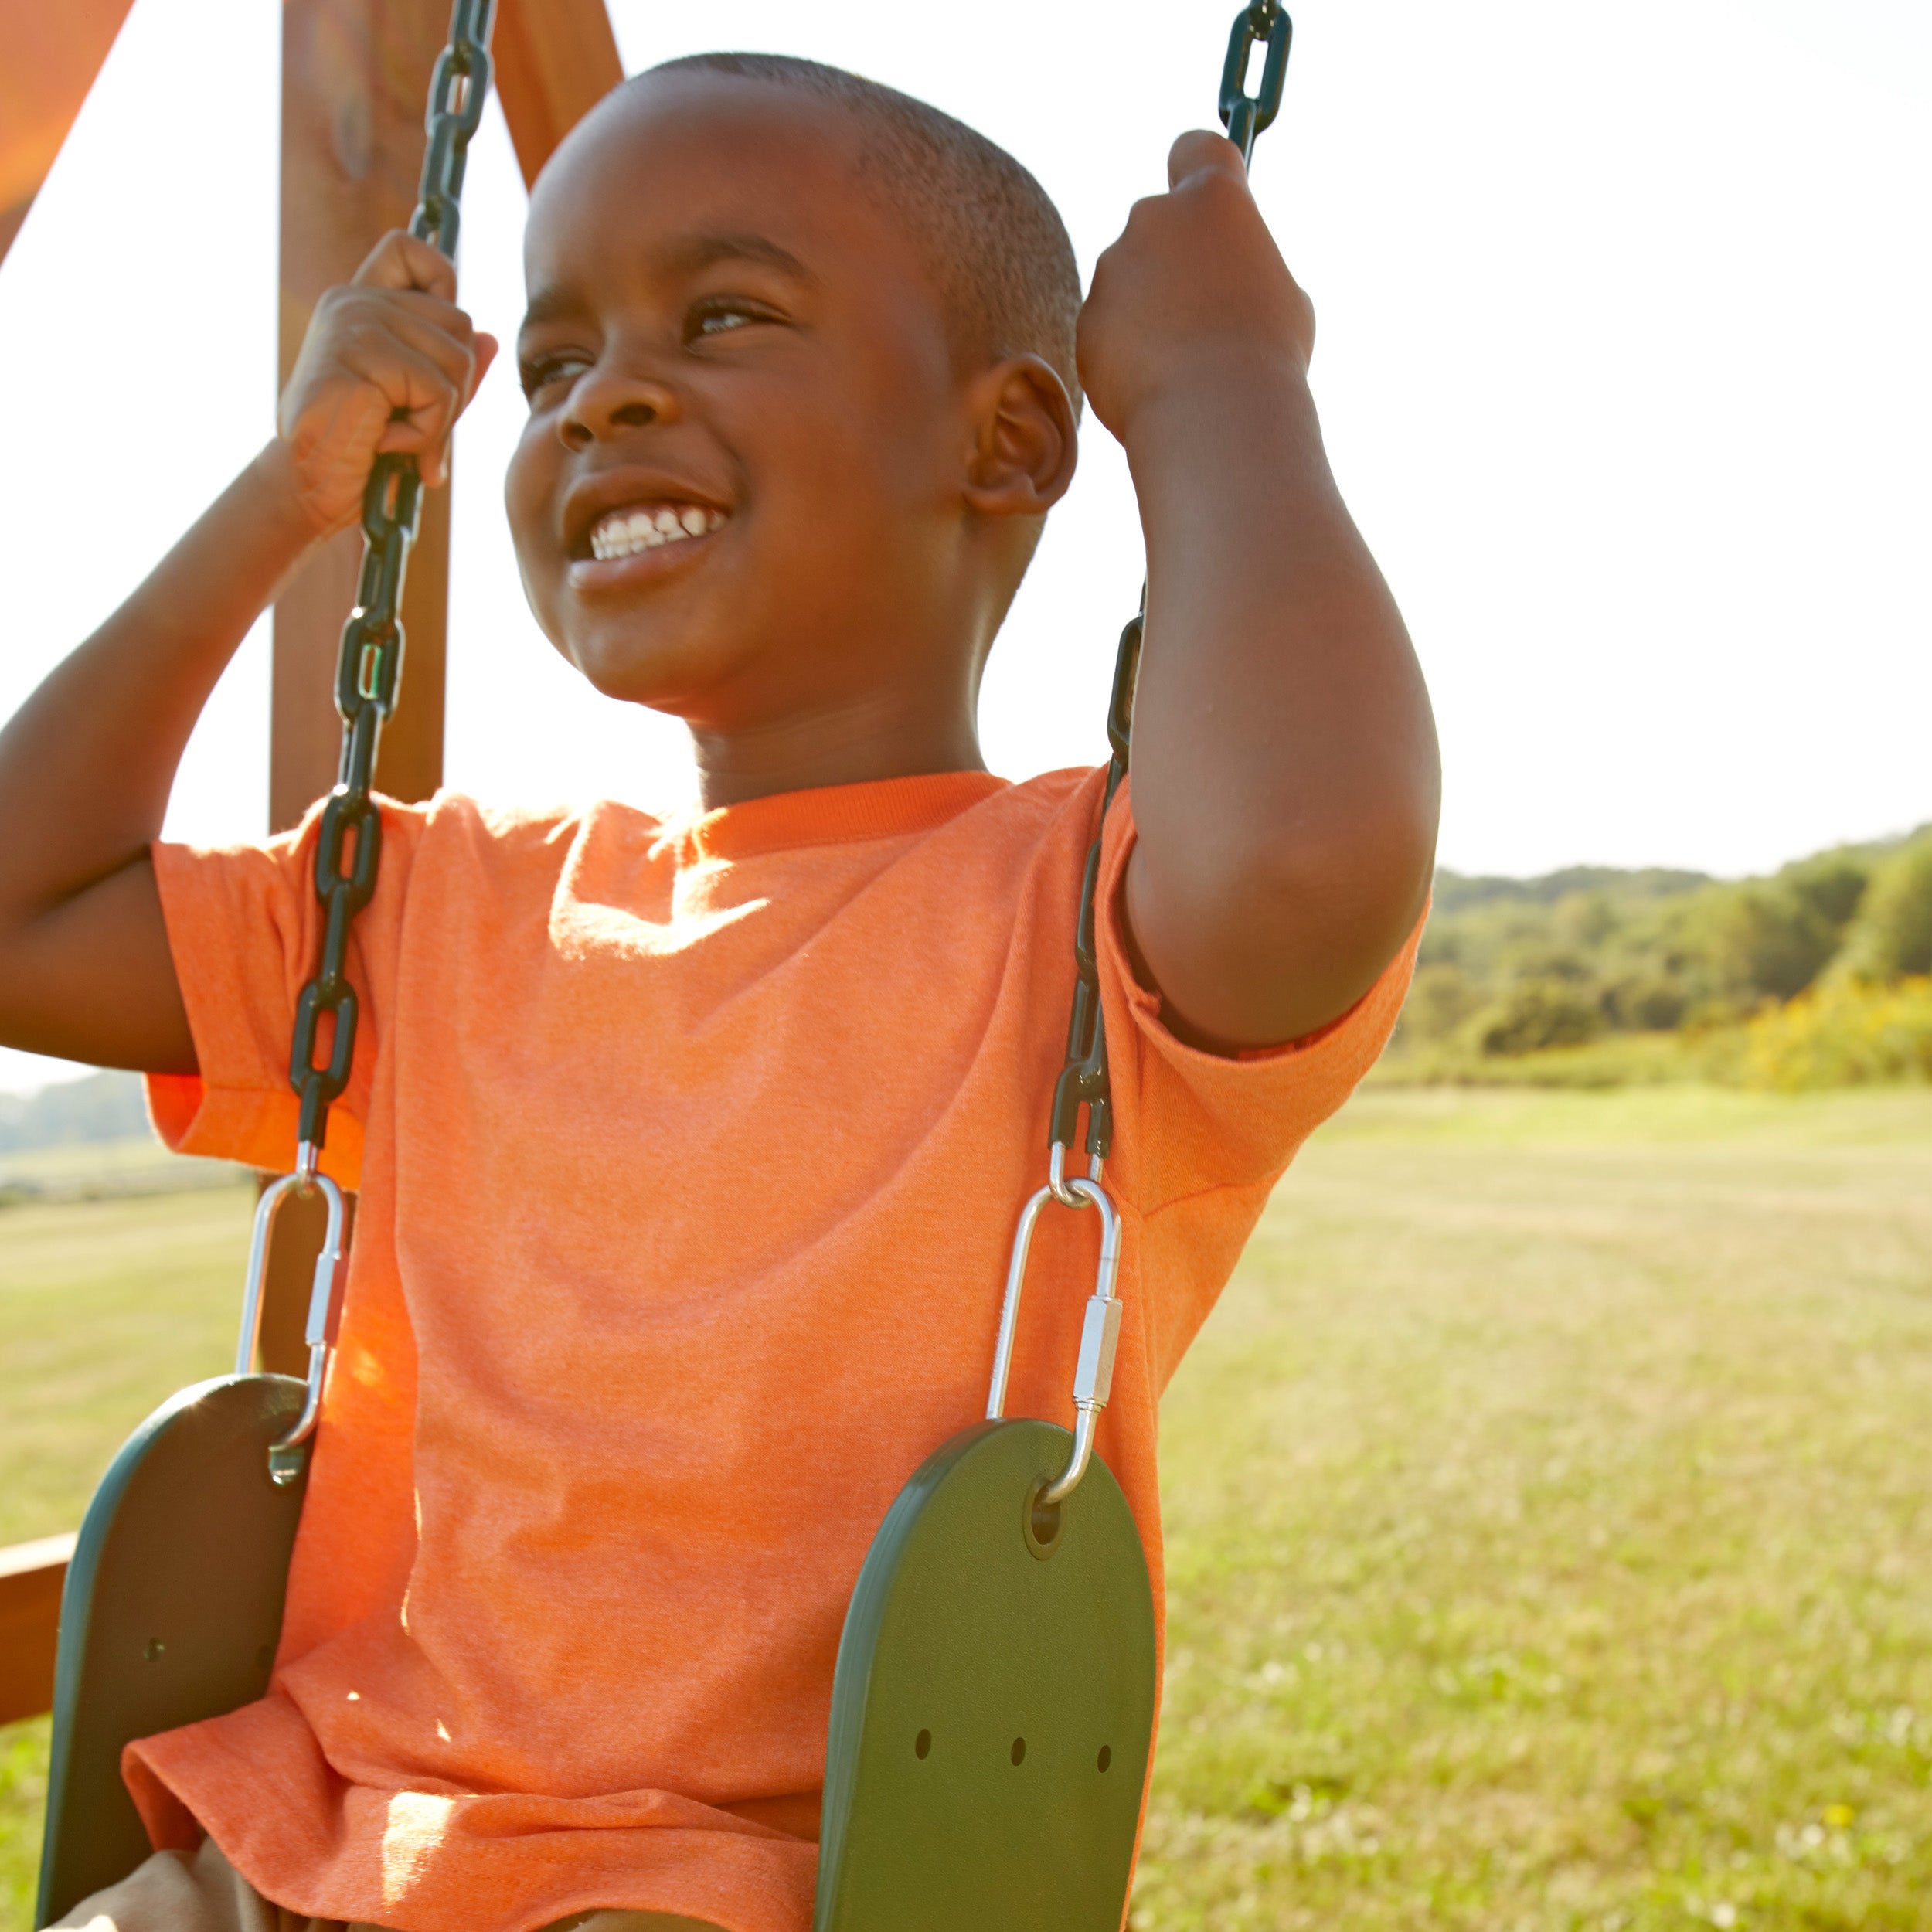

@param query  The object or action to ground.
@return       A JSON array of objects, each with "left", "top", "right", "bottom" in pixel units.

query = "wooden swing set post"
[{"left": 0, "top": 0, "right": 624, "bottom": 1730}]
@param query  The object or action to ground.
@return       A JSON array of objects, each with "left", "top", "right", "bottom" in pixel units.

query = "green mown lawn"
[
  {"left": 3, "top": 1091, "right": 1928, "bottom": 1930},
  {"left": 1, "top": 1177, "right": 255, "bottom": 1930}
]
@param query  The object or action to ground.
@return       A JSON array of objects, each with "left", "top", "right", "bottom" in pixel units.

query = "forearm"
[
  {"left": 0, "top": 440, "right": 321, "bottom": 1073},
  {"left": 1122, "top": 352, "right": 1439, "bottom": 1045},
  {"left": 0, "top": 440, "right": 316, "bottom": 924}
]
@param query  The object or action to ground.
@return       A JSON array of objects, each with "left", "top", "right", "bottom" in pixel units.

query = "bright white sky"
[{"left": 0, "top": 0, "right": 1926, "bottom": 1093}]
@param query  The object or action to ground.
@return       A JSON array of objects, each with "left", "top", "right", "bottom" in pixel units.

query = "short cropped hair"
[{"left": 646, "top": 53, "right": 1083, "bottom": 409}]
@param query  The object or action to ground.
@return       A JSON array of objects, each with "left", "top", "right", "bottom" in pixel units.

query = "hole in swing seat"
[
  {"left": 1097, "top": 1744, "right": 1112, "bottom": 1773},
  {"left": 1011, "top": 1736, "right": 1026, "bottom": 1766},
  {"left": 914, "top": 1729, "right": 931, "bottom": 1760},
  {"left": 1022, "top": 1478, "right": 1063, "bottom": 1560},
  {"left": 143, "top": 1638, "right": 165, "bottom": 1662}
]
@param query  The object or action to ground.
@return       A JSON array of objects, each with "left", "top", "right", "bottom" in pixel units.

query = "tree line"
[{"left": 1396, "top": 825, "right": 1932, "bottom": 1075}]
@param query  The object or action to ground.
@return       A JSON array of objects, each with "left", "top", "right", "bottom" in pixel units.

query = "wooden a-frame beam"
[
  {"left": 0, "top": 0, "right": 138, "bottom": 269},
  {"left": 495, "top": 0, "right": 625, "bottom": 190},
  {"left": 272, "top": 0, "right": 462, "bottom": 833},
  {"left": 269, "top": 0, "right": 621, "bottom": 832}
]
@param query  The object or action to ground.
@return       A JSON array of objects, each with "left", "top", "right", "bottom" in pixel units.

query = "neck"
[{"left": 687, "top": 684, "right": 986, "bottom": 810}]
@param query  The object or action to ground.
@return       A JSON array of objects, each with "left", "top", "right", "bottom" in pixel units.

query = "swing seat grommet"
[{"left": 1022, "top": 1476, "right": 1063, "bottom": 1560}]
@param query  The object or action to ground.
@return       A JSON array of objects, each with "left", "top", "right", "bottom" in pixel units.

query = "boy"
[{"left": 1, "top": 53, "right": 1437, "bottom": 1932}]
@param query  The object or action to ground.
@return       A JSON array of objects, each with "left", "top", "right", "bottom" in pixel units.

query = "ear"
[{"left": 961, "top": 355, "right": 1078, "bottom": 518}]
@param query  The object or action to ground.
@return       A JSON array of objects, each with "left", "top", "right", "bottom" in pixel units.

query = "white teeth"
[{"left": 588, "top": 502, "right": 728, "bottom": 560}]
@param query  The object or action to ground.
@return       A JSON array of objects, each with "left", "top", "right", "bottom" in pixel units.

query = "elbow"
[{"left": 1131, "top": 781, "right": 1438, "bottom": 1049}]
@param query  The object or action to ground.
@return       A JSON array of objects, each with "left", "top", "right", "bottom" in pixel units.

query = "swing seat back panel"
[
  {"left": 37, "top": 1373, "right": 310, "bottom": 1930},
  {"left": 815, "top": 1419, "right": 1157, "bottom": 1932}
]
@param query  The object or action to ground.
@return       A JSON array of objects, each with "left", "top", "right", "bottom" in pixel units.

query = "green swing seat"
[
  {"left": 38, "top": 1393, "right": 1154, "bottom": 1932},
  {"left": 36, "top": 1374, "right": 308, "bottom": 1927},
  {"left": 816, "top": 1417, "right": 1155, "bottom": 1932}
]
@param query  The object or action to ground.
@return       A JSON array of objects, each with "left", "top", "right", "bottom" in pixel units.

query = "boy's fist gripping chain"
[
  {"left": 1077, "top": 130, "right": 1315, "bottom": 445},
  {"left": 276, "top": 229, "right": 497, "bottom": 535}
]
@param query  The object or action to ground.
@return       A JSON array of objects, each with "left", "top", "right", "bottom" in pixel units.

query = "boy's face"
[{"left": 506, "top": 76, "right": 996, "bottom": 727}]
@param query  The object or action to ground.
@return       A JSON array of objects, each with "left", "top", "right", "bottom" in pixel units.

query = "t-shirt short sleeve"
[
  {"left": 145, "top": 796, "right": 428, "bottom": 1188},
  {"left": 1094, "top": 780, "right": 1423, "bottom": 1391}
]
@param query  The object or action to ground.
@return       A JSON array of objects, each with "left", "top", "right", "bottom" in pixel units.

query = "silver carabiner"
[
  {"left": 987, "top": 1168, "right": 1123, "bottom": 1507},
  {"left": 235, "top": 1141, "right": 349, "bottom": 1486}
]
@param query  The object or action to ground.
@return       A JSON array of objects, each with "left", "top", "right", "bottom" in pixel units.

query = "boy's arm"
[
  {"left": 0, "top": 232, "right": 492, "bottom": 1073},
  {"left": 1080, "top": 132, "right": 1439, "bottom": 1051}
]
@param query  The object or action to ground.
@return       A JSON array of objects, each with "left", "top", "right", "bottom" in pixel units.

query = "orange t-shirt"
[{"left": 129, "top": 767, "right": 1417, "bottom": 1932}]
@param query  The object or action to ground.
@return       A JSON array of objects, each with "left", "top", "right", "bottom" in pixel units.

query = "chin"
[{"left": 559, "top": 622, "right": 733, "bottom": 715}]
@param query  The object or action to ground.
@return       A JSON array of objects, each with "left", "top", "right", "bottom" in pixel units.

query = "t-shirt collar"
[{"left": 655, "top": 769, "right": 1010, "bottom": 866}]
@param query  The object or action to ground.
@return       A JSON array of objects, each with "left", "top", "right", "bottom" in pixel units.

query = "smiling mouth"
[{"left": 588, "top": 502, "right": 728, "bottom": 560}]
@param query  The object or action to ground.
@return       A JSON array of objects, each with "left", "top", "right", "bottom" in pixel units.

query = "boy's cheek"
[
  {"left": 504, "top": 440, "right": 569, "bottom": 600},
  {"left": 503, "top": 431, "right": 555, "bottom": 549}
]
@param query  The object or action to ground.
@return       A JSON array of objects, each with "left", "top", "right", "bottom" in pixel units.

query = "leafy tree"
[
  {"left": 1403, "top": 962, "right": 1483, "bottom": 1043},
  {"left": 1836, "top": 835, "right": 1932, "bottom": 980}
]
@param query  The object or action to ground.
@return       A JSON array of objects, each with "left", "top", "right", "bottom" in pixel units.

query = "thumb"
[
  {"left": 1168, "top": 128, "right": 1247, "bottom": 191},
  {"left": 353, "top": 228, "right": 457, "bottom": 300},
  {"left": 471, "top": 332, "right": 500, "bottom": 401}
]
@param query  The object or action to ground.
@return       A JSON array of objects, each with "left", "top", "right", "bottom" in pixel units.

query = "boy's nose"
[{"left": 560, "top": 369, "right": 680, "bottom": 450}]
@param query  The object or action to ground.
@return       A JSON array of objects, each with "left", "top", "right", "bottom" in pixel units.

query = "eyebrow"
[
  {"left": 519, "top": 286, "right": 590, "bottom": 337},
  {"left": 519, "top": 232, "right": 818, "bottom": 342},
  {"left": 662, "top": 231, "right": 818, "bottom": 283}
]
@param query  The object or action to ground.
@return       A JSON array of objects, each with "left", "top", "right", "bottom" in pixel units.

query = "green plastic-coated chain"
[
  {"left": 1220, "top": 0, "right": 1293, "bottom": 162},
  {"left": 288, "top": 0, "right": 496, "bottom": 1155},
  {"left": 1046, "top": 2, "right": 1291, "bottom": 1172}
]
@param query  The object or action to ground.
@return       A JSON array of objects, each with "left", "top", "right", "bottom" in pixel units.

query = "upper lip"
[{"left": 562, "top": 466, "right": 733, "bottom": 560}]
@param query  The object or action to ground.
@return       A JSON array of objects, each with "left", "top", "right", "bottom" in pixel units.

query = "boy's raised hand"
[
  {"left": 277, "top": 229, "right": 497, "bottom": 534},
  {"left": 1077, "top": 131, "right": 1314, "bottom": 445},
  {"left": 1077, "top": 131, "right": 1437, "bottom": 1051},
  {"left": 0, "top": 237, "right": 495, "bottom": 1078}
]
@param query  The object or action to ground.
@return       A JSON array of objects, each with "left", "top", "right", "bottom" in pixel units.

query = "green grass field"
[
  {"left": 0, "top": 1172, "right": 255, "bottom": 1930},
  {"left": 3, "top": 1091, "right": 1928, "bottom": 1930}
]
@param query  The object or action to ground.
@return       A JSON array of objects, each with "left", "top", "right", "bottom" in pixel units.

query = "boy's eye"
[
  {"left": 688, "top": 299, "right": 777, "bottom": 342},
  {"left": 519, "top": 351, "right": 592, "bottom": 400}
]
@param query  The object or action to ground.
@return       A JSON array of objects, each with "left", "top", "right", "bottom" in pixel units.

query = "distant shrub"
[
  {"left": 1371, "top": 1031, "right": 1697, "bottom": 1089},
  {"left": 1741, "top": 978, "right": 1932, "bottom": 1091},
  {"left": 1603, "top": 975, "right": 1689, "bottom": 1032},
  {"left": 1473, "top": 979, "right": 1604, "bottom": 1056},
  {"left": 1402, "top": 961, "right": 1484, "bottom": 1044}
]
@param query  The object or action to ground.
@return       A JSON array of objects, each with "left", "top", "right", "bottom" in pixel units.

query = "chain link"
[
  {"left": 287, "top": 0, "right": 497, "bottom": 1157},
  {"left": 1043, "top": 5, "right": 1292, "bottom": 1181},
  {"left": 1220, "top": 2, "right": 1293, "bottom": 163}
]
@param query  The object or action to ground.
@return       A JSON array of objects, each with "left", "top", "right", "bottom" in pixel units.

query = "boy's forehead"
[{"left": 522, "top": 74, "right": 902, "bottom": 288}]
